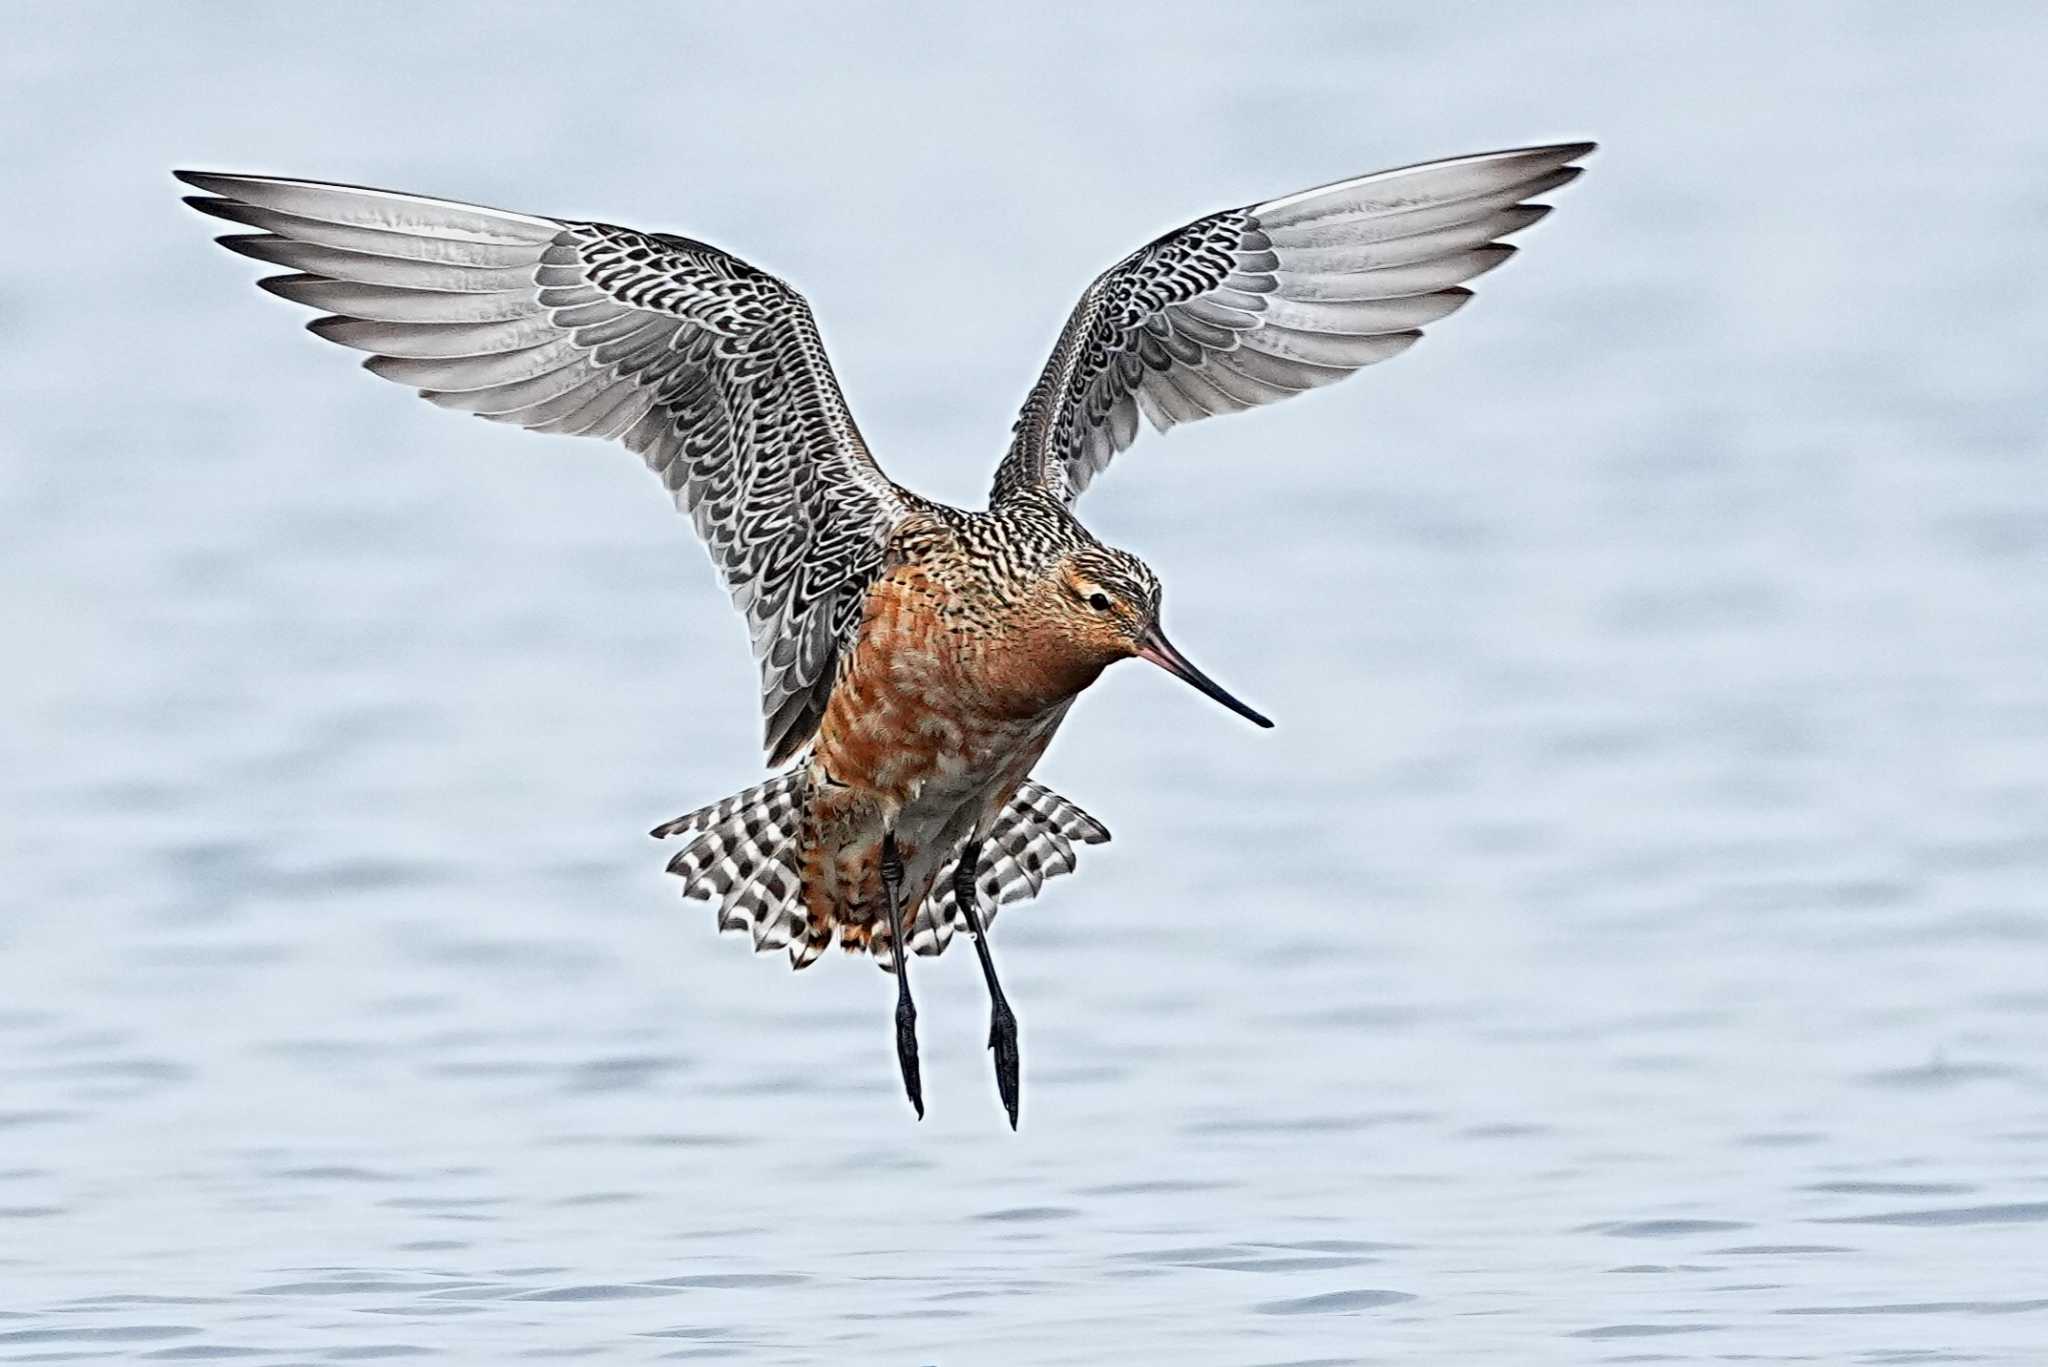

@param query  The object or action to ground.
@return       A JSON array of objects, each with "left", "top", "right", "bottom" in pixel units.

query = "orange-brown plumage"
[{"left": 798, "top": 518, "right": 1118, "bottom": 957}]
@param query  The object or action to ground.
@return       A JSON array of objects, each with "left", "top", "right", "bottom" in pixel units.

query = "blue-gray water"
[{"left": 5, "top": 4, "right": 2047, "bottom": 1362}]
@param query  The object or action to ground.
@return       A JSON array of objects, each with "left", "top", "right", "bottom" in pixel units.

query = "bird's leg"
[
  {"left": 881, "top": 832, "right": 923, "bottom": 1119},
  {"left": 953, "top": 840, "right": 1020, "bottom": 1129}
]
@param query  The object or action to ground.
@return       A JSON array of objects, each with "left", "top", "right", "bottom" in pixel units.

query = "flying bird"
[{"left": 178, "top": 141, "right": 1593, "bottom": 1126}]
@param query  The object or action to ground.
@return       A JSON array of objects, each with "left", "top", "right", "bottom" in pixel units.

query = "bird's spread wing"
[
  {"left": 991, "top": 142, "right": 1594, "bottom": 505},
  {"left": 178, "top": 171, "right": 911, "bottom": 764}
]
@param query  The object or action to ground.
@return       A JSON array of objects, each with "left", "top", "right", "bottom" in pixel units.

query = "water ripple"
[
  {"left": 1818, "top": 1202, "right": 2048, "bottom": 1228},
  {"left": 1254, "top": 1289, "right": 1416, "bottom": 1315},
  {"left": 1581, "top": 1219, "right": 1752, "bottom": 1238}
]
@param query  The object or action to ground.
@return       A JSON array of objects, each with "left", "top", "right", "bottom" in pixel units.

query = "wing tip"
[
  {"left": 180, "top": 193, "right": 236, "bottom": 223},
  {"left": 254, "top": 272, "right": 319, "bottom": 303},
  {"left": 304, "top": 316, "right": 390, "bottom": 359},
  {"left": 213, "top": 232, "right": 278, "bottom": 262},
  {"left": 1451, "top": 139, "right": 1600, "bottom": 176},
  {"left": 174, "top": 169, "right": 274, "bottom": 198},
  {"left": 1501, "top": 140, "right": 1595, "bottom": 165}
]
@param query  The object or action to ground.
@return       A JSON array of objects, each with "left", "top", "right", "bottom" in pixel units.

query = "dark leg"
[
  {"left": 881, "top": 833, "right": 923, "bottom": 1119},
  {"left": 953, "top": 840, "right": 1020, "bottom": 1129}
]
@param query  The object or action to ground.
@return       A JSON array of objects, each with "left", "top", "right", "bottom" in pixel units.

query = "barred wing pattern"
[
  {"left": 177, "top": 172, "right": 910, "bottom": 763},
  {"left": 992, "top": 142, "right": 1594, "bottom": 505}
]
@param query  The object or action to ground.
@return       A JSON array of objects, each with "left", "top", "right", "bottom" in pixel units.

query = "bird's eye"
[{"left": 1088, "top": 592, "right": 1112, "bottom": 612}]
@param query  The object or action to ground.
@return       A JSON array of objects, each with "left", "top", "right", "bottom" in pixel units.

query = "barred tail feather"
[
  {"left": 654, "top": 775, "right": 1108, "bottom": 969},
  {"left": 652, "top": 773, "right": 812, "bottom": 962},
  {"left": 910, "top": 781, "right": 1110, "bottom": 957}
]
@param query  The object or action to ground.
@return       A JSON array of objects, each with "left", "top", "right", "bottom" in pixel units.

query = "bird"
[{"left": 177, "top": 140, "right": 1593, "bottom": 1127}]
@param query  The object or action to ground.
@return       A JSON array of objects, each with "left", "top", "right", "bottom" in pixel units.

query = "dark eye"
[{"left": 1088, "top": 592, "right": 1112, "bottom": 612}]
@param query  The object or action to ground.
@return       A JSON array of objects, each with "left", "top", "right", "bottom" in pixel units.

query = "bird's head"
[{"left": 1048, "top": 544, "right": 1272, "bottom": 730}]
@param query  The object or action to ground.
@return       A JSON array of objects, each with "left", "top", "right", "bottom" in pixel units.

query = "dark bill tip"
[{"left": 1135, "top": 624, "right": 1274, "bottom": 730}]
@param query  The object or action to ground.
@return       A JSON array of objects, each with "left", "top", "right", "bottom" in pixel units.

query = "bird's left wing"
[
  {"left": 991, "top": 142, "right": 1594, "bottom": 506},
  {"left": 178, "top": 172, "right": 912, "bottom": 763}
]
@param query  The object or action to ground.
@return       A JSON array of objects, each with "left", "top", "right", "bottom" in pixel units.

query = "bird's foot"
[
  {"left": 894, "top": 993, "right": 924, "bottom": 1120},
  {"left": 988, "top": 998, "right": 1019, "bottom": 1129}
]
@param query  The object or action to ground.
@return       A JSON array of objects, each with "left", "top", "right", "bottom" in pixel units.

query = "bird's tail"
[
  {"left": 909, "top": 781, "right": 1111, "bottom": 958},
  {"left": 651, "top": 772, "right": 813, "bottom": 963},
  {"left": 652, "top": 775, "right": 1109, "bottom": 970}
]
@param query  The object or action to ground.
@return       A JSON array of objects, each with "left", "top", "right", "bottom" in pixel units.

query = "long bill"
[{"left": 1134, "top": 623, "right": 1275, "bottom": 730}]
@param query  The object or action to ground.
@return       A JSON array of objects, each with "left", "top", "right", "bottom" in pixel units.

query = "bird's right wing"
[
  {"left": 991, "top": 142, "right": 1594, "bottom": 506},
  {"left": 178, "top": 171, "right": 912, "bottom": 764}
]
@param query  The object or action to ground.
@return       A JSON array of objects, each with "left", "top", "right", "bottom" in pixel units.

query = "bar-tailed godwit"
[{"left": 178, "top": 141, "right": 1593, "bottom": 1125}]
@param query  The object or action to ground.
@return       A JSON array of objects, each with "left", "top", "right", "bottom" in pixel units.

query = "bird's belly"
[
  {"left": 802, "top": 571, "right": 1068, "bottom": 945},
  {"left": 812, "top": 564, "right": 1057, "bottom": 813},
  {"left": 811, "top": 706, "right": 1056, "bottom": 901},
  {"left": 799, "top": 743, "right": 1027, "bottom": 956}
]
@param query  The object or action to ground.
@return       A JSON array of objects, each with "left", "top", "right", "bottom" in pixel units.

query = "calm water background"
[{"left": 5, "top": 4, "right": 2047, "bottom": 1362}]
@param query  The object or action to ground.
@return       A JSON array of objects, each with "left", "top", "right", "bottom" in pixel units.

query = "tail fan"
[
  {"left": 909, "top": 781, "right": 1111, "bottom": 957},
  {"left": 651, "top": 773, "right": 809, "bottom": 959},
  {"left": 654, "top": 774, "right": 1108, "bottom": 969}
]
